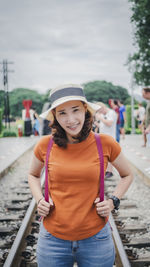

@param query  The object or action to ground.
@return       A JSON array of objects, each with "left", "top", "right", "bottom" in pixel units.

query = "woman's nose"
[{"left": 66, "top": 114, "right": 75, "bottom": 123}]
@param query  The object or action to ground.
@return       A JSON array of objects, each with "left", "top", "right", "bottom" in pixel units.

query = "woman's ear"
[
  {"left": 50, "top": 109, "right": 56, "bottom": 123},
  {"left": 52, "top": 109, "right": 56, "bottom": 116},
  {"left": 83, "top": 103, "right": 87, "bottom": 112}
]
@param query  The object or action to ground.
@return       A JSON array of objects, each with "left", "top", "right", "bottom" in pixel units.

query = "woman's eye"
[
  {"left": 59, "top": 112, "right": 66, "bottom": 115},
  {"left": 73, "top": 108, "right": 79, "bottom": 112}
]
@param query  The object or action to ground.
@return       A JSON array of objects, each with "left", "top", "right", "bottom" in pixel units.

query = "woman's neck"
[{"left": 67, "top": 134, "right": 79, "bottom": 144}]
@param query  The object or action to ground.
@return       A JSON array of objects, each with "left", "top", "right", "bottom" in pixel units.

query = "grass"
[{"left": 0, "top": 120, "right": 24, "bottom": 137}]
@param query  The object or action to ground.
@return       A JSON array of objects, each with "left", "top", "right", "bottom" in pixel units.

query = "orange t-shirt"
[{"left": 34, "top": 131, "right": 121, "bottom": 241}]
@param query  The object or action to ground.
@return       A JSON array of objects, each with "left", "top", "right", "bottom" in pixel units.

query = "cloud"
[{"left": 0, "top": 0, "right": 135, "bottom": 93}]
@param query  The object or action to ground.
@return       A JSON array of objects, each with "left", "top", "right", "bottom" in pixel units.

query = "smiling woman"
[
  {"left": 40, "top": 84, "right": 99, "bottom": 148},
  {"left": 54, "top": 100, "right": 87, "bottom": 144},
  {"left": 28, "top": 84, "right": 133, "bottom": 267}
]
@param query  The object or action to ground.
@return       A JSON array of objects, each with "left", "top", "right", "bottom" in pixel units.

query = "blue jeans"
[
  {"left": 116, "top": 124, "right": 121, "bottom": 143},
  {"left": 37, "top": 222, "right": 115, "bottom": 267}
]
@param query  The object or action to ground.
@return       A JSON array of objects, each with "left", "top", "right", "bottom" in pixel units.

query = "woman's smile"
[{"left": 67, "top": 122, "right": 80, "bottom": 131}]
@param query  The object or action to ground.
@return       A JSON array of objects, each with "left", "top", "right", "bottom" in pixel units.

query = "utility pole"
[
  {"left": 130, "top": 66, "right": 135, "bottom": 134},
  {"left": 0, "top": 59, "right": 14, "bottom": 128}
]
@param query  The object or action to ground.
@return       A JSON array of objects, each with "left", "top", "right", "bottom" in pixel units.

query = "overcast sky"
[{"left": 0, "top": 0, "right": 136, "bottom": 95}]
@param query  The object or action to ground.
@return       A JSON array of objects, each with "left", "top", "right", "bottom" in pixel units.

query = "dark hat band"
[{"left": 50, "top": 87, "right": 85, "bottom": 104}]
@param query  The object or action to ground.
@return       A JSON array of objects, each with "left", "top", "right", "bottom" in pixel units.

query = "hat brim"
[{"left": 40, "top": 97, "right": 101, "bottom": 121}]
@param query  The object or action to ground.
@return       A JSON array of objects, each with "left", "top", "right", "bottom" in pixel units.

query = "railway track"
[
  {"left": 105, "top": 174, "right": 150, "bottom": 267},
  {"left": 0, "top": 150, "right": 150, "bottom": 267}
]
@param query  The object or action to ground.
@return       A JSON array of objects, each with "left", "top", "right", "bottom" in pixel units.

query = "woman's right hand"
[{"left": 37, "top": 197, "right": 54, "bottom": 217}]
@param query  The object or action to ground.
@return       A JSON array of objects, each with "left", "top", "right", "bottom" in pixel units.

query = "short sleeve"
[
  {"left": 100, "top": 134, "right": 121, "bottom": 162},
  {"left": 34, "top": 135, "right": 51, "bottom": 162},
  {"left": 123, "top": 106, "right": 126, "bottom": 112},
  {"left": 109, "top": 138, "right": 121, "bottom": 162}
]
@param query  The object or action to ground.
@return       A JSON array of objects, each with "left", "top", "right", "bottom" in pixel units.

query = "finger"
[
  {"left": 94, "top": 197, "right": 100, "bottom": 204},
  {"left": 98, "top": 210, "right": 108, "bottom": 217},
  {"left": 38, "top": 205, "right": 50, "bottom": 213},
  {"left": 38, "top": 211, "right": 48, "bottom": 217},
  {"left": 97, "top": 208, "right": 108, "bottom": 214},
  {"left": 38, "top": 207, "right": 50, "bottom": 216},
  {"left": 38, "top": 209, "right": 49, "bottom": 217},
  {"left": 101, "top": 211, "right": 107, "bottom": 217},
  {"left": 96, "top": 207, "right": 106, "bottom": 214},
  {"left": 96, "top": 206, "right": 103, "bottom": 212},
  {"left": 49, "top": 197, "right": 54, "bottom": 206},
  {"left": 95, "top": 201, "right": 106, "bottom": 208},
  {"left": 40, "top": 199, "right": 51, "bottom": 208}
]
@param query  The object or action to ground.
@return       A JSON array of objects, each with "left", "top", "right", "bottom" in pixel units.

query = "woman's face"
[{"left": 55, "top": 100, "right": 87, "bottom": 143}]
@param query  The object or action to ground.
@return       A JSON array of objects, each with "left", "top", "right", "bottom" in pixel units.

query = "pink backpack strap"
[
  {"left": 94, "top": 133, "right": 104, "bottom": 201},
  {"left": 45, "top": 137, "right": 54, "bottom": 202}
]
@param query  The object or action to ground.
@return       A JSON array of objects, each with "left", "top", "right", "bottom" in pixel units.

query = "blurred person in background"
[
  {"left": 142, "top": 87, "right": 150, "bottom": 147},
  {"left": 109, "top": 99, "right": 121, "bottom": 143},
  {"left": 95, "top": 102, "right": 117, "bottom": 178},
  {"left": 136, "top": 103, "right": 145, "bottom": 131},
  {"left": 32, "top": 111, "right": 41, "bottom": 136},
  {"left": 118, "top": 100, "right": 126, "bottom": 140},
  {"left": 92, "top": 114, "right": 100, "bottom": 133},
  {"left": 136, "top": 103, "right": 146, "bottom": 146}
]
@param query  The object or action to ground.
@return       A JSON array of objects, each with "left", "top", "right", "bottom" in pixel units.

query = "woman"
[{"left": 28, "top": 84, "right": 133, "bottom": 267}]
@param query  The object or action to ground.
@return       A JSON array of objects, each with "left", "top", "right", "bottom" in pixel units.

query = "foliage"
[
  {"left": 0, "top": 88, "right": 49, "bottom": 118},
  {"left": 10, "top": 88, "right": 47, "bottom": 117},
  {"left": 2, "top": 130, "right": 17, "bottom": 137},
  {"left": 126, "top": 104, "right": 139, "bottom": 128},
  {"left": 135, "top": 128, "right": 142, "bottom": 134},
  {"left": 128, "top": 0, "right": 150, "bottom": 85},
  {"left": 83, "top": 80, "right": 130, "bottom": 104},
  {"left": 124, "top": 96, "right": 132, "bottom": 106},
  {"left": 142, "top": 101, "right": 147, "bottom": 108},
  {"left": 0, "top": 82, "right": 131, "bottom": 119},
  {"left": 0, "top": 90, "right": 4, "bottom": 114},
  {"left": 0, "top": 82, "right": 130, "bottom": 119},
  {"left": 0, "top": 109, "right": 2, "bottom": 134},
  {"left": 125, "top": 127, "right": 142, "bottom": 134},
  {"left": 126, "top": 105, "right": 132, "bottom": 128},
  {"left": 0, "top": 119, "right": 25, "bottom": 138}
]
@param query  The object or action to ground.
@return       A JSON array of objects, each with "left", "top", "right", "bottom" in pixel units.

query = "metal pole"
[
  {"left": 131, "top": 68, "right": 135, "bottom": 134},
  {"left": 5, "top": 61, "right": 10, "bottom": 129},
  {"left": 0, "top": 59, "right": 14, "bottom": 129},
  {"left": 3, "top": 60, "right": 8, "bottom": 128}
]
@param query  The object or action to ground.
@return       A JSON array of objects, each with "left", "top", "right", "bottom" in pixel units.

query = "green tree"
[
  {"left": 9, "top": 88, "right": 48, "bottom": 117},
  {"left": 83, "top": 80, "right": 130, "bottom": 104},
  {"left": 0, "top": 90, "right": 4, "bottom": 112},
  {"left": 128, "top": 0, "right": 150, "bottom": 85},
  {"left": 1, "top": 83, "right": 130, "bottom": 119},
  {"left": 0, "top": 108, "right": 2, "bottom": 134}
]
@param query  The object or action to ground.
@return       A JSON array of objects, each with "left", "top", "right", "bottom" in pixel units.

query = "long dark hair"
[{"left": 50, "top": 110, "right": 93, "bottom": 148}]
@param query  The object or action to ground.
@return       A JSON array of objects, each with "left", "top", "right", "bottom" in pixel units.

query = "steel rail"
[
  {"left": 109, "top": 213, "right": 131, "bottom": 267},
  {"left": 3, "top": 173, "right": 45, "bottom": 267}
]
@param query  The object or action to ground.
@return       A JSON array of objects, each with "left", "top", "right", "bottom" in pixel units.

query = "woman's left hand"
[{"left": 94, "top": 197, "right": 113, "bottom": 217}]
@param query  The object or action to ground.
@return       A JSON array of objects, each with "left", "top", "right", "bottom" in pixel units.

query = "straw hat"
[
  {"left": 96, "top": 102, "right": 106, "bottom": 108},
  {"left": 40, "top": 84, "right": 101, "bottom": 121}
]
